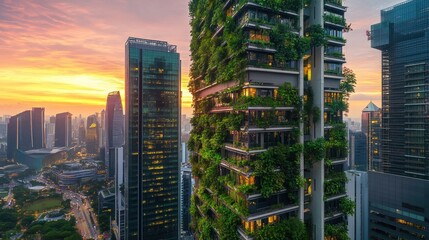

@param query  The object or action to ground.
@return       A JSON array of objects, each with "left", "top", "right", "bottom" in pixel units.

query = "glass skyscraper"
[
  {"left": 55, "top": 112, "right": 72, "bottom": 147},
  {"left": 370, "top": 0, "right": 429, "bottom": 238},
  {"left": 124, "top": 37, "right": 180, "bottom": 240},
  {"left": 7, "top": 108, "right": 45, "bottom": 159}
]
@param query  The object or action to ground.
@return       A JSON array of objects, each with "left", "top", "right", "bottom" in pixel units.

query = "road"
[
  {"left": 3, "top": 180, "right": 17, "bottom": 208},
  {"left": 38, "top": 174, "right": 100, "bottom": 239}
]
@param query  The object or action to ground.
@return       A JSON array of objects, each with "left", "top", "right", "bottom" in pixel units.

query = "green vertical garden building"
[{"left": 188, "top": 0, "right": 354, "bottom": 239}]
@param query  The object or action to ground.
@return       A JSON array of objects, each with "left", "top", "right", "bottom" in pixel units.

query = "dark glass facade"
[
  {"left": 372, "top": 0, "right": 429, "bottom": 179},
  {"left": 350, "top": 131, "right": 368, "bottom": 171},
  {"left": 32, "top": 107, "right": 45, "bottom": 149},
  {"left": 6, "top": 115, "right": 17, "bottom": 159},
  {"left": 181, "top": 163, "right": 192, "bottom": 234},
  {"left": 55, "top": 112, "right": 72, "bottom": 147},
  {"left": 7, "top": 108, "right": 45, "bottom": 159},
  {"left": 369, "top": 171, "right": 429, "bottom": 239},
  {"left": 370, "top": 0, "right": 429, "bottom": 238},
  {"left": 125, "top": 37, "right": 180, "bottom": 240}
]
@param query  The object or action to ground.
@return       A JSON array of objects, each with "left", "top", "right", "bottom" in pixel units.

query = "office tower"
[
  {"left": 6, "top": 108, "right": 46, "bottom": 159},
  {"left": 46, "top": 117, "right": 56, "bottom": 149},
  {"left": 31, "top": 107, "right": 45, "bottom": 149},
  {"left": 17, "top": 110, "right": 32, "bottom": 151},
  {"left": 370, "top": 0, "right": 429, "bottom": 238},
  {"left": 78, "top": 120, "right": 86, "bottom": 145},
  {"left": 105, "top": 91, "right": 124, "bottom": 178},
  {"left": 6, "top": 115, "right": 17, "bottom": 159},
  {"left": 100, "top": 109, "right": 106, "bottom": 148},
  {"left": 349, "top": 131, "right": 368, "bottom": 171},
  {"left": 180, "top": 162, "right": 192, "bottom": 236},
  {"left": 55, "top": 112, "right": 72, "bottom": 147},
  {"left": 124, "top": 37, "right": 180, "bottom": 239},
  {"left": 361, "top": 102, "right": 381, "bottom": 171},
  {"left": 188, "top": 0, "right": 350, "bottom": 239},
  {"left": 86, "top": 114, "right": 100, "bottom": 155},
  {"left": 0, "top": 122, "right": 6, "bottom": 139},
  {"left": 113, "top": 147, "right": 125, "bottom": 240},
  {"left": 345, "top": 170, "right": 368, "bottom": 240}
]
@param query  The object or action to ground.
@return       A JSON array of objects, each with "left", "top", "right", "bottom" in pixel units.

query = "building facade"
[
  {"left": 371, "top": 0, "right": 429, "bottom": 179},
  {"left": 346, "top": 170, "right": 369, "bottom": 240},
  {"left": 105, "top": 91, "right": 124, "bottom": 178},
  {"left": 6, "top": 108, "right": 46, "bottom": 159},
  {"left": 361, "top": 102, "right": 381, "bottom": 171},
  {"left": 181, "top": 162, "right": 192, "bottom": 236},
  {"left": 124, "top": 37, "right": 180, "bottom": 240},
  {"left": 86, "top": 114, "right": 100, "bottom": 155},
  {"left": 31, "top": 107, "right": 45, "bottom": 149},
  {"left": 188, "top": 0, "right": 350, "bottom": 239},
  {"left": 55, "top": 112, "right": 72, "bottom": 147},
  {"left": 113, "top": 147, "right": 125, "bottom": 240},
  {"left": 370, "top": 0, "right": 429, "bottom": 238},
  {"left": 349, "top": 131, "right": 368, "bottom": 171}
]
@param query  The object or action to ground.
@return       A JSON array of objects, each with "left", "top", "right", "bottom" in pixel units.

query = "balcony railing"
[
  {"left": 325, "top": 52, "right": 345, "bottom": 59},
  {"left": 325, "top": 0, "right": 343, "bottom": 6},
  {"left": 324, "top": 69, "right": 343, "bottom": 76},
  {"left": 326, "top": 35, "right": 347, "bottom": 43},
  {"left": 247, "top": 59, "right": 298, "bottom": 71}
]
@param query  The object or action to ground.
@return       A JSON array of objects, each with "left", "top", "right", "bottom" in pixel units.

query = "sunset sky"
[{"left": 0, "top": 0, "right": 405, "bottom": 120}]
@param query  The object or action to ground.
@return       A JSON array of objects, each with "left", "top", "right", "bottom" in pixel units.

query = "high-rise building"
[
  {"left": 55, "top": 112, "right": 72, "bottom": 147},
  {"left": 31, "top": 107, "right": 45, "bottom": 149},
  {"left": 361, "top": 101, "right": 381, "bottom": 171},
  {"left": 124, "top": 37, "right": 180, "bottom": 239},
  {"left": 105, "top": 91, "right": 124, "bottom": 178},
  {"left": 349, "top": 131, "right": 368, "bottom": 171},
  {"left": 6, "top": 108, "right": 46, "bottom": 159},
  {"left": 6, "top": 115, "right": 18, "bottom": 159},
  {"left": 113, "top": 147, "right": 125, "bottom": 240},
  {"left": 78, "top": 119, "right": 86, "bottom": 145},
  {"left": 86, "top": 114, "right": 100, "bottom": 155},
  {"left": 100, "top": 109, "right": 106, "bottom": 148},
  {"left": 370, "top": 0, "right": 429, "bottom": 238},
  {"left": 188, "top": 0, "right": 350, "bottom": 239},
  {"left": 180, "top": 162, "right": 192, "bottom": 236},
  {"left": 46, "top": 116, "right": 56, "bottom": 149},
  {"left": 345, "top": 170, "right": 368, "bottom": 240}
]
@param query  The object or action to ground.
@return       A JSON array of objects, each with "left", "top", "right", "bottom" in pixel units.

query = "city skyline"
[{"left": 0, "top": 0, "right": 405, "bottom": 120}]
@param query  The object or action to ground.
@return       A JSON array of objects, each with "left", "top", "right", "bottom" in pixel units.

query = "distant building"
[
  {"left": 361, "top": 102, "right": 381, "bottom": 171},
  {"left": 86, "top": 115, "right": 99, "bottom": 155},
  {"left": 349, "top": 131, "right": 367, "bottom": 171},
  {"left": 6, "top": 108, "right": 46, "bottom": 159},
  {"left": 55, "top": 112, "right": 72, "bottom": 147},
  {"left": 180, "top": 162, "right": 192, "bottom": 236},
  {"left": 105, "top": 91, "right": 124, "bottom": 178},
  {"left": 6, "top": 115, "right": 17, "bottom": 159},
  {"left": 53, "top": 162, "right": 102, "bottom": 185},
  {"left": 31, "top": 108, "right": 45, "bottom": 149},
  {"left": 0, "top": 121, "right": 7, "bottom": 138},
  {"left": 78, "top": 120, "right": 86, "bottom": 145},
  {"left": 98, "top": 187, "right": 115, "bottom": 214},
  {"left": 100, "top": 110, "right": 105, "bottom": 148},
  {"left": 45, "top": 118, "right": 55, "bottom": 149},
  {"left": 15, "top": 147, "right": 69, "bottom": 171},
  {"left": 346, "top": 170, "right": 368, "bottom": 240}
]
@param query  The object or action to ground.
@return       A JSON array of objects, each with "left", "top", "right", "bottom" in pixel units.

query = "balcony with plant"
[{"left": 324, "top": 14, "right": 346, "bottom": 27}]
